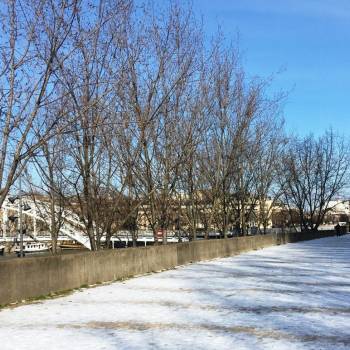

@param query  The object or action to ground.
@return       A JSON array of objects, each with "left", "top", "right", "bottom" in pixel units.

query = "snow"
[{"left": 1, "top": 235, "right": 350, "bottom": 350}]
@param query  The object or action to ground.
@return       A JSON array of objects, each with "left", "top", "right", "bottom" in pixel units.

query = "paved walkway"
[{"left": 1, "top": 235, "right": 350, "bottom": 349}]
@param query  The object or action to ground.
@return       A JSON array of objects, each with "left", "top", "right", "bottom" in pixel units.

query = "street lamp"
[
  {"left": 7, "top": 176, "right": 27, "bottom": 257},
  {"left": 18, "top": 175, "right": 24, "bottom": 257}
]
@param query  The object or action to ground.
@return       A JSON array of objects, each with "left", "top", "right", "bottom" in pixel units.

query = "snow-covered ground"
[{"left": 1, "top": 235, "right": 350, "bottom": 350}]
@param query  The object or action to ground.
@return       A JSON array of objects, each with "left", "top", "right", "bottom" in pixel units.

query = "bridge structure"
[
  {"left": 1, "top": 196, "right": 188, "bottom": 251},
  {"left": 1, "top": 196, "right": 91, "bottom": 250}
]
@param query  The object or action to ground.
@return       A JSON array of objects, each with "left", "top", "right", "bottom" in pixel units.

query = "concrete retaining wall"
[{"left": 0, "top": 230, "right": 336, "bottom": 306}]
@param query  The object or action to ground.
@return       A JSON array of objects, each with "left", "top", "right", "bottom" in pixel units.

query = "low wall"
[{"left": 0, "top": 230, "right": 336, "bottom": 306}]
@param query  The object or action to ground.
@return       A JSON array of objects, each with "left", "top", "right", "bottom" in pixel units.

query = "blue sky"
[{"left": 191, "top": 0, "right": 350, "bottom": 137}]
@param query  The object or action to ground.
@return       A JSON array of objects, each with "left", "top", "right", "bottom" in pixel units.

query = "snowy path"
[{"left": 1, "top": 236, "right": 350, "bottom": 350}]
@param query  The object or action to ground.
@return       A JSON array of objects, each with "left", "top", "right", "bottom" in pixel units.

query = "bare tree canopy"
[
  {"left": 1, "top": 0, "right": 348, "bottom": 252},
  {"left": 0, "top": 0, "right": 79, "bottom": 206},
  {"left": 280, "top": 130, "right": 350, "bottom": 231}
]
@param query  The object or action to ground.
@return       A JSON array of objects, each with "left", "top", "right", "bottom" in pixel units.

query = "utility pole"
[{"left": 19, "top": 175, "right": 24, "bottom": 258}]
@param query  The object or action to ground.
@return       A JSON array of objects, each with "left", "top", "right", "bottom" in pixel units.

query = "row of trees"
[{"left": 1, "top": 0, "right": 349, "bottom": 251}]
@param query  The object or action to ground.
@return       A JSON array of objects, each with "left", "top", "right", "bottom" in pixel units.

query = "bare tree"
[
  {"left": 280, "top": 130, "right": 350, "bottom": 231},
  {"left": 118, "top": 2, "right": 202, "bottom": 244},
  {"left": 248, "top": 110, "right": 286, "bottom": 234},
  {"left": 0, "top": 0, "right": 78, "bottom": 207},
  {"left": 53, "top": 0, "right": 131, "bottom": 250}
]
